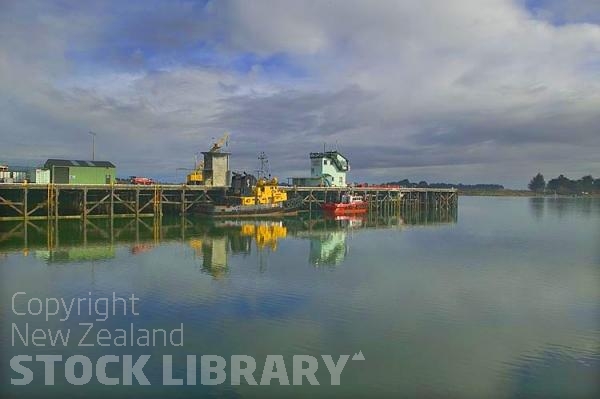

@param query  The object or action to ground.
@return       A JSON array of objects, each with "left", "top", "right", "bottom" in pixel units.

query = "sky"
[{"left": 1, "top": 0, "right": 599, "bottom": 188}]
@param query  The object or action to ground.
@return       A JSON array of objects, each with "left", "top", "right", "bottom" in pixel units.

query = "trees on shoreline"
[
  {"left": 528, "top": 173, "right": 600, "bottom": 194},
  {"left": 528, "top": 173, "right": 545, "bottom": 193},
  {"left": 384, "top": 179, "right": 504, "bottom": 191},
  {"left": 385, "top": 174, "right": 600, "bottom": 195}
]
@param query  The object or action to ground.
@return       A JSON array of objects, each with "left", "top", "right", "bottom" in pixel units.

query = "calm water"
[{"left": 1, "top": 197, "right": 599, "bottom": 398}]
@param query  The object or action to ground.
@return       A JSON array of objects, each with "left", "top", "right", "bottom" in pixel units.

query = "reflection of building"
[
  {"left": 309, "top": 231, "right": 348, "bottom": 266},
  {"left": 201, "top": 236, "right": 228, "bottom": 278},
  {"left": 35, "top": 246, "right": 116, "bottom": 263},
  {"left": 187, "top": 221, "right": 288, "bottom": 278},
  {"left": 189, "top": 237, "right": 229, "bottom": 279}
]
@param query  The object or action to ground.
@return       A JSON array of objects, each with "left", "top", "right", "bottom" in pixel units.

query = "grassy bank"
[{"left": 459, "top": 189, "right": 534, "bottom": 197}]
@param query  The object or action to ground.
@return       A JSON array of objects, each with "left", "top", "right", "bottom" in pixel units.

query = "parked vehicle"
[{"left": 130, "top": 176, "right": 154, "bottom": 185}]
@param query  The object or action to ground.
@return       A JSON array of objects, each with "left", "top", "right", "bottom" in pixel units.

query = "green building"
[{"left": 44, "top": 159, "right": 116, "bottom": 184}]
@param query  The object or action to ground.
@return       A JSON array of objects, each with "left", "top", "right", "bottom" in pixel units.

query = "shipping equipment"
[
  {"left": 186, "top": 132, "right": 229, "bottom": 185},
  {"left": 196, "top": 152, "right": 300, "bottom": 217}
]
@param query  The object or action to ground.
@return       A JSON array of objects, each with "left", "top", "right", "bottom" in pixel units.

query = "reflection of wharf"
[
  {"left": 1, "top": 209, "right": 457, "bottom": 257},
  {"left": 0, "top": 210, "right": 457, "bottom": 274},
  {"left": 0, "top": 183, "right": 457, "bottom": 221}
]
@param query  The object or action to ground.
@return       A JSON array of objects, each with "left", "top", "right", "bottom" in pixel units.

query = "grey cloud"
[
  {"left": 208, "top": 85, "right": 375, "bottom": 137},
  {"left": 1, "top": 0, "right": 600, "bottom": 188}
]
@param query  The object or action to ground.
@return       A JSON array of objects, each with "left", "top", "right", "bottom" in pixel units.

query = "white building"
[{"left": 309, "top": 151, "right": 350, "bottom": 187}]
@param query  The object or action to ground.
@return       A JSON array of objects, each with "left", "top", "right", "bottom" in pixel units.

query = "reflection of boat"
[
  {"left": 334, "top": 215, "right": 365, "bottom": 228},
  {"left": 322, "top": 194, "right": 368, "bottom": 216},
  {"left": 324, "top": 213, "right": 366, "bottom": 229},
  {"left": 240, "top": 221, "right": 287, "bottom": 250},
  {"left": 186, "top": 220, "right": 289, "bottom": 278}
]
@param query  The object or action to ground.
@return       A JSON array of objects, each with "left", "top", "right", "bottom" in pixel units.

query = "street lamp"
[{"left": 88, "top": 131, "right": 97, "bottom": 161}]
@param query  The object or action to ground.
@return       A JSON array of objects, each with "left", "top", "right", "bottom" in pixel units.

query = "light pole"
[{"left": 88, "top": 131, "right": 97, "bottom": 161}]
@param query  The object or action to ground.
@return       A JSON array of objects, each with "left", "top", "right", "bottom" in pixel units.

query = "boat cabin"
[{"left": 341, "top": 194, "right": 363, "bottom": 204}]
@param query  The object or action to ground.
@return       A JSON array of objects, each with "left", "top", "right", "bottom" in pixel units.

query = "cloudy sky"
[{"left": 1, "top": 0, "right": 599, "bottom": 187}]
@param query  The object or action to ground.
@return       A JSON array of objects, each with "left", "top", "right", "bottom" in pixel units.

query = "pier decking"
[{"left": 0, "top": 183, "right": 457, "bottom": 221}]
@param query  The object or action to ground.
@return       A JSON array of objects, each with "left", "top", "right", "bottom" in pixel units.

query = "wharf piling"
[
  {"left": 0, "top": 184, "right": 457, "bottom": 221},
  {"left": 284, "top": 186, "right": 457, "bottom": 215}
]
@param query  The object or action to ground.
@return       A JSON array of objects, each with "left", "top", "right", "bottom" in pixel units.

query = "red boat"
[{"left": 322, "top": 194, "right": 368, "bottom": 215}]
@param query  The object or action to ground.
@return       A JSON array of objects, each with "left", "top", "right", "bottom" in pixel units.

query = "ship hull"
[
  {"left": 196, "top": 203, "right": 299, "bottom": 218},
  {"left": 322, "top": 202, "right": 368, "bottom": 215}
]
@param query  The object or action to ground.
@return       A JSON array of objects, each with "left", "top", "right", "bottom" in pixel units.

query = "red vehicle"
[
  {"left": 130, "top": 176, "right": 154, "bottom": 185},
  {"left": 322, "top": 194, "right": 368, "bottom": 215}
]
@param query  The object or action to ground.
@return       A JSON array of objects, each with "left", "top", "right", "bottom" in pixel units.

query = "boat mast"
[{"left": 257, "top": 152, "right": 270, "bottom": 179}]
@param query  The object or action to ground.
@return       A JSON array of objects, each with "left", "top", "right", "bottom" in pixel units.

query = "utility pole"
[{"left": 88, "top": 131, "right": 97, "bottom": 160}]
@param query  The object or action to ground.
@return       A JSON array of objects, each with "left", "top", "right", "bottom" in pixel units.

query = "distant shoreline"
[{"left": 459, "top": 190, "right": 600, "bottom": 197}]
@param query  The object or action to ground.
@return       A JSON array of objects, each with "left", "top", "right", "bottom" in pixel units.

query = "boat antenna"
[{"left": 257, "top": 152, "right": 270, "bottom": 179}]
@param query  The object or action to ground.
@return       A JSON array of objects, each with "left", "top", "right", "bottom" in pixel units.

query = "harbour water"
[{"left": 1, "top": 197, "right": 599, "bottom": 398}]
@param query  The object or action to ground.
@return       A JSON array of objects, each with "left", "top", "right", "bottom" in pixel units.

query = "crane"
[
  {"left": 186, "top": 153, "right": 204, "bottom": 185},
  {"left": 209, "top": 132, "right": 229, "bottom": 153}
]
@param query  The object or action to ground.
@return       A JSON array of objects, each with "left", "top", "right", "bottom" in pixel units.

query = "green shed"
[{"left": 44, "top": 159, "right": 116, "bottom": 184}]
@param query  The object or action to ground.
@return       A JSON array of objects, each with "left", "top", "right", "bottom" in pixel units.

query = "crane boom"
[{"left": 209, "top": 132, "right": 229, "bottom": 152}]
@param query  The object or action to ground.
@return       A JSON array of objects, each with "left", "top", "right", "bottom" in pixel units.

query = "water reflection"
[
  {"left": 1, "top": 198, "right": 598, "bottom": 398},
  {"left": 529, "top": 196, "right": 600, "bottom": 219},
  {"left": 0, "top": 209, "right": 457, "bottom": 274},
  {"left": 528, "top": 197, "right": 545, "bottom": 220}
]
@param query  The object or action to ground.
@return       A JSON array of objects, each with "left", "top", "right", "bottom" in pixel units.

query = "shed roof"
[{"left": 44, "top": 159, "right": 116, "bottom": 168}]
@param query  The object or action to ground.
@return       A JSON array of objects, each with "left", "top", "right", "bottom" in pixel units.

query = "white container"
[
  {"left": 33, "top": 169, "right": 50, "bottom": 184},
  {"left": 12, "top": 172, "right": 27, "bottom": 183}
]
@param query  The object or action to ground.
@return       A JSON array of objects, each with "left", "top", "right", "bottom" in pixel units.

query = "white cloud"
[{"left": 1, "top": 0, "right": 599, "bottom": 186}]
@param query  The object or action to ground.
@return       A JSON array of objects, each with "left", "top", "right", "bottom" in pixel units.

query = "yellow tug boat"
[
  {"left": 240, "top": 177, "right": 287, "bottom": 206},
  {"left": 199, "top": 177, "right": 301, "bottom": 217}
]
